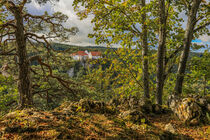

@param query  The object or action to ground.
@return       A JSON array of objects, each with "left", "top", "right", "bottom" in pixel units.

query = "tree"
[
  {"left": 186, "top": 50, "right": 210, "bottom": 95},
  {"left": 0, "top": 0, "right": 78, "bottom": 109},
  {"left": 73, "top": 0, "right": 155, "bottom": 99},
  {"left": 141, "top": 0, "right": 150, "bottom": 99},
  {"left": 156, "top": 0, "right": 167, "bottom": 105},
  {"left": 174, "top": 0, "right": 209, "bottom": 95},
  {"left": 73, "top": 0, "right": 209, "bottom": 105}
]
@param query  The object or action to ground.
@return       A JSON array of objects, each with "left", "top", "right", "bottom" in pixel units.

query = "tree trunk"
[
  {"left": 141, "top": 0, "right": 150, "bottom": 99},
  {"left": 156, "top": 0, "right": 166, "bottom": 105},
  {"left": 174, "top": 0, "right": 201, "bottom": 96},
  {"left": 13, "top": 7, "right": 33, "bottom": 108}
]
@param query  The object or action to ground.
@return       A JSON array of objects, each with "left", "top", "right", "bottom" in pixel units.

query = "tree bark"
[
  {"left": 156, "top": 0, "right": 166, "bottom": 105},
  {"left": 174, "top": 0, "right": 201, "bottom": 96},
  {"left": 141, "top": 0, "right": 150, "bottom": 99},
  {"left": 11, "top": 6, "right": 33, "bottom": 108}
]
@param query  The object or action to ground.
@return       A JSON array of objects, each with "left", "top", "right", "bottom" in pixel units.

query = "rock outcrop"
[
  {"left": 55, "top": 98, "right": 117, "bottom": 115},
  {"left": 164, "top": 123, "right": 176, "bottom": 134},
  {"left": 109, "top": 96, "right": 169, "bottom": 114},
  {"left": 119, "top": 109, "right": 149, "bottom": 124},
  {"left": 168, "top": 95, "right": 210, "bottom": 125}
]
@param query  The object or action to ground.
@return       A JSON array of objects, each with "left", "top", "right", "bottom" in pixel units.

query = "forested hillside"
[{"left": 0, "top": 0, "right": 209, "bottom": 139}]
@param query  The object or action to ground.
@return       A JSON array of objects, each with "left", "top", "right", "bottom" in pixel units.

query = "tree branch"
[
  {"left": 194, "top": 22, "right": 210, "bottom": 32},
  {"left": 165, "top": 45, "right": 183, "bottom": 66},
  {"left": 0, "top": 48, "right": 16, "bottom": 56}
]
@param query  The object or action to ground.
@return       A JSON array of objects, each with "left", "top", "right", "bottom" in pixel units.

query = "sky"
[{"left": 26, "top": 0, "right": 210, "bottom": 47}]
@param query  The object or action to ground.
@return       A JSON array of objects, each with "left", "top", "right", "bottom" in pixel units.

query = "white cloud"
[
  {"left": 26, "top": 0, "right": 53, "bottom": 15},
  {"left": 26, "top": 0, "right": 97, "bottom": 46},
  {"left": 199, "top": 34, "right": 210, "bottom": 43},
  {"left": 52, "top": 0, "right": 96, "bottom": 46},
  {"left": 27, "top": 1, "right": 209, "bottom": 47}
]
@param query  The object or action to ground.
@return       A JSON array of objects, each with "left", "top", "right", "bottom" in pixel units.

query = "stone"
[
  {"left": 119, "top": 109, "right": 148, "bottom": 124},
  {"left": 109, "top": 98, "right": 120, "bottom": 106},
  {"left": 128, "top": 96, "right": 139, "bottom": 109},
  {"left": 139, "top": 98, "right": 153, "bottom": 114},
  {"left": 54, "top": 99, "right": 117, "bottom": 115},
  {"left": 152, "top": 104, "right": 162, "bottom": 114},
  {"left": 167, "top": 94, "right": 181, "bottom": 112},
  {"left": 197, "top": 98, "right": 208, "bottom": 107},
  {"left": 164, "top": 123, "right": 176, "bottom": 134},
  {"left": 174, "top": 98, "right": 202, "bottom": 125}
]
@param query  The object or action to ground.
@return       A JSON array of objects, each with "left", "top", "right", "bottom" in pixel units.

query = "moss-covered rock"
[
  {"left": 168, "top": 95, "right": 210, "bottom": 125},
  {"left": 174, "top": 98, "right": 202, "bottom": 125},
  {"left": 56, "top": 99, "right": 117, "bottom": 115},
  {"left": 119, "top": 109, "right": 149, "bottom": 124}
]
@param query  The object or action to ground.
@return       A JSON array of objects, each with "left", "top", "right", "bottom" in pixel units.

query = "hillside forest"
[{"left": 0, "top": 0, "right": 210, "bottom": 139}]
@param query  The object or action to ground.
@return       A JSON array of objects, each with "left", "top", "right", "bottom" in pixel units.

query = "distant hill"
[
  {"left": 51, "top": 43, "right": 111, "bottom": 52},
  {"left": 51, "top": 43, "right": 204, "bottom": 57}
]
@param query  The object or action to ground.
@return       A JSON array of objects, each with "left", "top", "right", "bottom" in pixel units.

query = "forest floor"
[{"left": 0, "top": 107, "right": 209, "bottom": 140}]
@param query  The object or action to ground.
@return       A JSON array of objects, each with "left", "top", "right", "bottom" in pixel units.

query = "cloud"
[
  {"left": 52, "top": 0, "right": 97, "bottom": 46},
  {"left": 26, "top": 0, "right": 209, "bottom": 47},
  {"left": 26, "top": 0, "right": 53, "bottom": 15},
  {"left": 27, "top": 0, "right": 96, "bottom": 46},
  {"left": 199, "top": 34, "right": 210, "bottom": 43}
]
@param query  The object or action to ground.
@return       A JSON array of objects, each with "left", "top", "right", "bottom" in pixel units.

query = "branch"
[
  {"left": 165, "top": 45, "right": 183, "bottom": 66},
  {"left": 0, "top": 22, "right": 17, "bottom": 30},
  {"left": 195, "top": 15, "right": 204, "bottom": 23},
  {"left": 194, "top": 22, "right": 210, "bottom": 32},
  {"left": 19, "top": 0, "right": 27, "bottom": 11},
  {"left": 0, "top": 48, "right": 16, "bottom": 56},
  {"left": 181, "top": 0, "right": 190, "bottom": 10},
  {"left": 32, "top": 88, "right": 52, "bottom": 95},
  {"left": 30, "top": 55, "right": 77, "bottom": 97},
  {"left": 0, "top": 31, "right": 15, "bottom": 38}
]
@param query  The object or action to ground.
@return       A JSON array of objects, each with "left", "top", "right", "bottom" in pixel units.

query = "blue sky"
[
  {"left": 192, "top": 39, "right": 210, "bottom": 45},
  {"left": 26, "top": 0, "right": 210, "bottom": 47}
]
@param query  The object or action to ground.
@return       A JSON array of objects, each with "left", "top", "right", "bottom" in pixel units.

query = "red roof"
[
  {"left": 71, "top": 51, "right": 101, "bottom": 57},
  {"left": 71, "top": 53, "right": 77, "bottom": 56},
  {"left": 91, "top": 51, "right": 101, "bottom": 56},
  {"left": 71, "top": 51, "right": 88, "bottom": 56},
  {"left": 77, "top": 51, "right": 88, "bottom": 56}
]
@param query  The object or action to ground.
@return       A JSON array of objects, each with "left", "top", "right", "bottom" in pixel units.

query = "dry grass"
[{"left": 0, "top": 109, "right": 209, "bottom": 140}]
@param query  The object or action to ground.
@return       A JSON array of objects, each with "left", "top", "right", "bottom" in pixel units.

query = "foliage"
[
  {"left": 0, "top": 74, "right": 18, "bottom": 115},
  {"left": 0, "top": 0, "right": 79, "bottom": 108},
  {"left": 183, "top": 50, "right": 210, "bottom": 95}
]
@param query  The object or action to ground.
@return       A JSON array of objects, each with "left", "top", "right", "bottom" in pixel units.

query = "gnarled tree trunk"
[{"left": 9, "top": 5, "right": 33, "bottom": 108}]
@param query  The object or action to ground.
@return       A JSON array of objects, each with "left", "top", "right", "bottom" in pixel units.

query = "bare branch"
[
  {"left": 0, "top": 48, "right": 16, "bottom": 56},
  {"left": 29, "top": 55, "right": 77, "bottom": 97},
  {"left": 0, "top": 22, "right": 17, "bottom": 30}
]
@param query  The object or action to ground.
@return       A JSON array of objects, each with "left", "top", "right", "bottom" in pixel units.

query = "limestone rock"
[
  {"left": 119, "top": 109, "right": 148, "bottom": 124},
  {"left": 174, "top": 98, "right": 202, "bottom": 125},
  {"left": 167, "top": 94, "right": 181, "bottom": 112},
  {"left": 197, "top": 98, "right": 207, "bottom": 107},
  {"left": 78, "top": 99, "right": 106, "bottom": 113},
  {"left": 138, "top": 98, "right": 153, "bottom": 114},
  {"left": 109, "top": 98, "right": 120, "bottom": 106},
  {"left": 164, "top": 123, "right": 176, "bottom": 134},
  {"left": 152, "top": 104, "right": 162, "bottom": 114}
]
